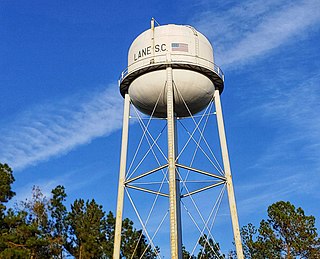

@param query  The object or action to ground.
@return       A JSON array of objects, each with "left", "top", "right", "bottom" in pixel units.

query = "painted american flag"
[{"left": 171, "top": 43, "right": 188, "bottom": 52}]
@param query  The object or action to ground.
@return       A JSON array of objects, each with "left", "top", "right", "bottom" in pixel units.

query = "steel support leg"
[
  {"left": 214, "top": 89, "right": 244, "bottom": 259},
  {"left": 113, "top": 93, "right": 131, "bottom": 259}
]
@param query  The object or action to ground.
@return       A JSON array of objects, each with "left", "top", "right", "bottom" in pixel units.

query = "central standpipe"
[{"left": 166, "top": 65, "right": 183, "bottom": 259}]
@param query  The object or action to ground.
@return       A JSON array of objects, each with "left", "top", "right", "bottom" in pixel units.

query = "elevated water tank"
[{"left": 119, "top": 23, "right": 224, "bottom": 118}]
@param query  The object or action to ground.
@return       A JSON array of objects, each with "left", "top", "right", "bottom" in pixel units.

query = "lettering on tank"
[{"left": 134, "top": 44, "right": 167, "bottom": 61}]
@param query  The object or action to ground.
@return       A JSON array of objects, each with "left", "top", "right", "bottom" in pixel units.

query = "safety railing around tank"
[{"left": 118, "top": 53, "right": 224, "bottom": 86}]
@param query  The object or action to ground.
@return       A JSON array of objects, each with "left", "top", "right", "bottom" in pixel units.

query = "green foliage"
[
  {"left": 197, "top": 234, "right": 225, "bottom": 258},
  {"left": 182, "top": 244, "right": 196, "bottom": 259},
  {"left": 0, "top": 186, "right": 52, "bottom": 258},
  {"left": 0, "top": 209, "right": 32, "bottom": 258},
  {"left": 0, "top": 163, "right": 15, "bottom": 219},
  {"left": 0, "top": 163, "right": 15, "bottom": 203},
  {"left": 66, "top": 198, "right": 108, "bottom": 258},
  {"left": 240, "top": 201, "right": 320, "bottom": 258},
  {"left": 105, "top": 211, "right": 158, "bottom": 258},
  {"left": 49, "top": 185, "right": 68, "bottom": 258},
  {"left": 5, "top": 163, "right": 319, "bottom": 259},
  {"left": 49, "top": 185, "right": 67, "bottom": 235},
  {"left": 0, "top": 164, "right": 158, "bottom": 258},
  {"left": 121, "top": 217, "right": 158, "bottom": 258},
  {"left": 104, "top": 211, "right": 115, "bottom": 257},
  {"left": 65, "top": 200, "right": 158, "bottom": 258},
  {"left": 239, "top": 223, "right": 258, "bottom": 258}
]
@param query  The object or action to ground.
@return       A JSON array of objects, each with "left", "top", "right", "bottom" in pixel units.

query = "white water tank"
[{"left": 119, "top": 23, "right": 224, "bottom": 118}]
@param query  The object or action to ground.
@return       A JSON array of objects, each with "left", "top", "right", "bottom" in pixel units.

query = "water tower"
[{"left": 114, "top": 19, "right": 244, "bottom": 258}]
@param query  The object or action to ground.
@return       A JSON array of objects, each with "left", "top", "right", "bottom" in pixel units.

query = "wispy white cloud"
[
  {"left": 0, "top": 85, "right": 123, "bottom": 170},
  {"left": 193, "top": 0, "right": 320, "bottom": 67},
  {"left": 236, "top": 173, "right": 308, "bottom": 214},
  {"left": 246, "top": 73, "right": 320, "bottom": 168},
  {"left": 186, "top": 0, "right": 320, "bottom": 239},
  {"left": 230, "top": 72, "right": 320, "bottom": 221},
  {"left": 193, "top": 0, "right": 320, "bottom": 201}
]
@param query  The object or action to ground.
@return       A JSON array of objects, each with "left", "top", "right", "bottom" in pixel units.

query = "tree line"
[
  {"left": 0, "top": 163, "right": 217, "bottom": 258},
  {"left": 1, "top": 163, "right": 320, "bottom": 258},
  {"left": 0, "top": 163, "right": 158, "bottom": 258}
]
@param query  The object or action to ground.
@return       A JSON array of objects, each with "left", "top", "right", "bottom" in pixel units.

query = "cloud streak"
[
  {"left": 231, "top": 73, "right": 320, "bottom": 221},
  {"left": 247, "top": 73, "right": 320, "bottom": 168},
  {"left": 191, "top": 0, "right": 320, "bottom": 219},
  {"left": 194, "top": 0, "right": 320, "bottom": 67},
  {"left": 0, "top": 85, "right": 123, "bottom": 170}
]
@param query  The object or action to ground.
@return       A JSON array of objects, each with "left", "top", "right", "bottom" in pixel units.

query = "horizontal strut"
[
  {"left": 126, "top": 184, "right": 169, "bottom": 197},
  {"left": 181, "top": 181, "right": 226, "bottom": 198},
  {"left": 125, "top": 164, "right": 168, "bottom": 184},
  {"left": 176, "top": 164, "right": 226, "bottom": 181}
]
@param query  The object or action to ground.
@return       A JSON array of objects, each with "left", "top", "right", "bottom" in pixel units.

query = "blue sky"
[{"left": 1, "top": 0, "right": 320, "bottom": 256}]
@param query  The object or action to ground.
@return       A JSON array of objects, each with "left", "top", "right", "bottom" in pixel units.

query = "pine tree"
[
  {"left": 105, "top": 211, "right": 115, "bottom": 258},
  {"left": 48, "top": 185, "right": 68, "bottom": 258},
  {"left": 265, "top": 201, "right": 320, "bottom": 258},
  {"left": 0, "top": 163, "right": 15, "bottom": 219},
  {"left": 182, "top": 244, "right": 196, "bottom": 259},
  {"left": 105, "top": 211, "right": 158, "bottom": 258},
  {"left": 240, "top": 201, "right": 320, "bottom": 258},
  {"left": 0, "top": 185, "right": 53, "bottom": 258},
  {"left": 19, "top": 186, "right": 51, "bottom": 258},
  {"left": 66, "top": 198, "right": 107, "bottom": 258},
  {"left": 197, "top": 234, "right": 225, "bottom": 258}
]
